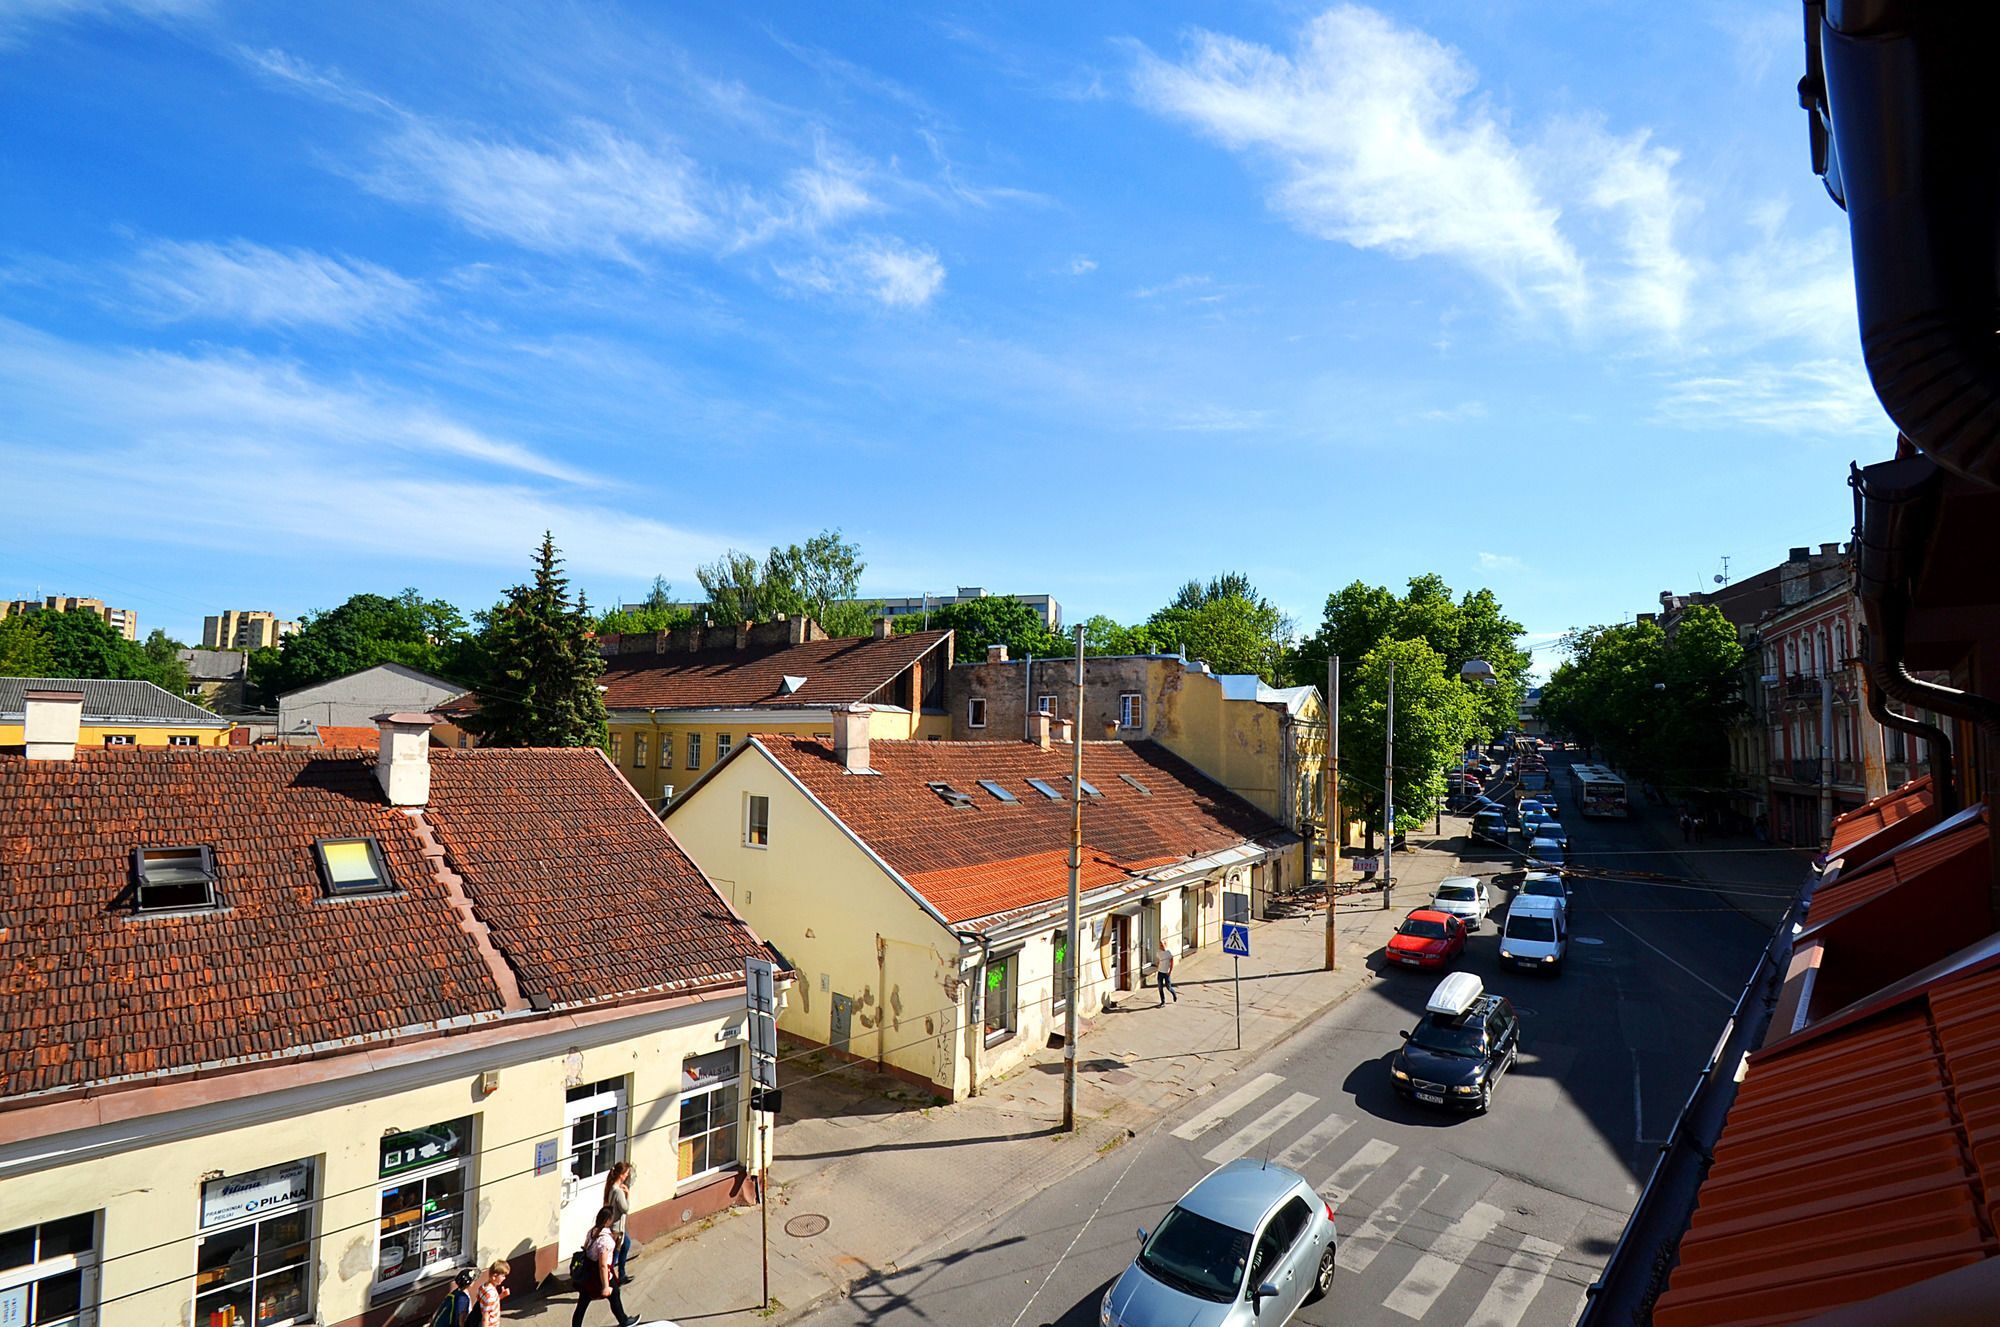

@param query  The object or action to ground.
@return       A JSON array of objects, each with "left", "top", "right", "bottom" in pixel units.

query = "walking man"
[{"left": 1156, "top": 941, "right": 1178, "bottom": 1004}]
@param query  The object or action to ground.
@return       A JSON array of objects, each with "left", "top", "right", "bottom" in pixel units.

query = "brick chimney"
[
  {"left": 873, "top": 616, "right": 895, "bottom": 640},
  {"left": 1031, "top": 711, "right": 1052, "bottom": 749},
  {"left": 23, "top": 688, "right": 83, "bottom": 761},
  {"left": 373, "top": 712, "right": 437, "bottom": 807},
  {"left": 832, "top": 703, "right": 872, "bottom": 774},
  {"left": 987, "top": 644, "right": 1008, "bottom": 664}
]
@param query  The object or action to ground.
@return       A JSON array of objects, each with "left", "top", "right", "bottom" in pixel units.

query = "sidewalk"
[{"left": 512, "top": 839, "right": 1469, "bottom": 1326}]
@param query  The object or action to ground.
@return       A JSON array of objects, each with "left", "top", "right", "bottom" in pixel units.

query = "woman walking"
[
  {"left": 603, "top": 1161, "right": 636, "bottom": 1286},
  {"left": 572, "top": 1205, "right": 637, "bottom": 1327}
]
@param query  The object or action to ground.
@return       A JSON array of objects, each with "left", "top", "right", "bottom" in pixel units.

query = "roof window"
[
  {"left": 926, "top": 781, "right": 975, "bottom": 809},
  {"left": 977, "top": 779, "right": 1018, "bottom": 804},
  {"left": 1118, "top": 773, "right": 1152, "bottom": 796},
  {"left": 1026, "top": 778, "right": 1064, "bottom": 801},
  {"left": 132, "top": 845, "right": 219, "bottom": 913},
  {"left": 315, "top": 837, "right": 396, "bottom": 897},
  {"left": 1070, "top": 777, "right": 1103, "bottom": 799}
]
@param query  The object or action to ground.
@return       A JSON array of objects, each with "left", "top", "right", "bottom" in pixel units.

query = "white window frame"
[
  {"left": 1, "top": 1211, "right": 99, "bottom": 1327},
  {"left": 687, "top": 733, "right": 702, "bottom": 769},
  {"left": 1051, "top": 929, "right": 1071, "bottom": 1014},
  {"left": 744, "top": 794, "right": 771, "bottom": 848},
  {"left": 659, "top": 731, "right": 673, "bottom": 769},
  {"left": 676, "top": 1050, "right": 744, "bottom": 1188},
  {"left": 633, "top": 732, "right": 648, "bottom": 769},
  {"left": 609, "top": 732, "right": 622, "bottom": 764},
  {"left": 1037, "top": 694, "right": 1057, "bottom": 716},
  {"left": 168, "top": 734, "right": 200, "bottom": 747},
  {"left": 195, "top": 1162, "right": 315, "bottom": 1327},
  {"left": 982, "top": 950, "right": 1019, "bottom": 1046},
  {"left": 373, "top": 1119, "right": 475, "bottom": 1296},
  {"left": 102, "top": 734, "right": 135, "bottom": 746},
  {"left": 1118, "top": 693, "right": 1142, "bottom": 729},
  {"left": 717, "top": 733, "right": 733, "bottom": 760},
  {"left": 967, "top": 697, "right": 987, "bottom": 729}
]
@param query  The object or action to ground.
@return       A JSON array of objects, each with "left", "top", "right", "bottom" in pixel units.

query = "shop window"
[
  {"left": 983, "top": 952, "right": 1018, "bottom": 1045},
  {"left": 314, "top": 838, "right": 394, "bottom": 897},
  {"left": 197, "top": 1159, "right": 314, "bottom": 1327},
  {"left": 375, "top": 1117, "right": 473, "bottom": 1294},
  {"left": 745, "top": 794, "right": 771, "bottom": 847},
  {"left": 677, "top": 1050, "right": 742, "bottom": 1182},
  {"left": 687, "top": 733, "right": 701, "bottom": 770},
  {"left": 132, "top": 845, "right": 219, "bottom": 914},
  {"left": 0, "top": 1211, "right": 96, "bottom": 1327},
  {"left": 1051, "top": 930, "right": 1071, "bottom": 1013}
]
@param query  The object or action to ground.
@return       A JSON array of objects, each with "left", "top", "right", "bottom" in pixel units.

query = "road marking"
[
  {"left": 1336, "top": 1165, "right": 1445, "bottom": 1274},
  {"left": 1323, "top": 1138, "right": 1399, "bottom": 1207},
  {"left": 1597, "top": 908, "right": 1734, "bottom": 1001},
  {"left": 1383, "top": 1199, "right": 1505, "bottom": 1320},
  {"left": 1170, "top": 1072, "right": 1283, "bottom": 1140},
  {"left": 1204, "top": 1091, "right": 1318, "bottom": 1164},
  {"left": 1005, "top": 1117, "right": 1163, "bottom": 1327},
  {"left": 1465, "top": 1234, "right": 1565, "bottom": 1327},
  {"left": 1631, "top": 1051, "right": 1647, "bottom": 1147},
  {"left": 1274, "top": 1111, "right": 1354, "bottom": 1171}
]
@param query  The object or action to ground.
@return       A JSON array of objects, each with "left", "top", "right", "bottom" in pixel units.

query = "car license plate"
[{"left": 1416, "top": 1091, "right": 1443, "bottom": 1104}]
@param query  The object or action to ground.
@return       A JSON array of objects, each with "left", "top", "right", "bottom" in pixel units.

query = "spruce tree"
[{"left": 464, "top": 533, "right": 609, "bottom": 748}]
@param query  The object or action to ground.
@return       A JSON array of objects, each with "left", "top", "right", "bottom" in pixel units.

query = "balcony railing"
[{"left": 1769, "top": 757, "right": 1866, "bottom": 789}]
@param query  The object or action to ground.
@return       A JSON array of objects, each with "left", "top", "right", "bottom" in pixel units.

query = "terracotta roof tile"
[
  {"left": 315, "top": 725, "right": 380, "bottom": 750},
  {"left": 1829, "top": 774, "right": 1937, "bottom": 859},
  {"left": 0, "top": 746, "right": 766, "bottom": 1102},
  {"left": 600, "top": 631, "right": 949, "bottom": 710},
  {"left": 757, "top": 737, "right": 1292, "bottom": 925},
  {"left": 1809, "top": 808, "right": 1989, "bottom": 933}
]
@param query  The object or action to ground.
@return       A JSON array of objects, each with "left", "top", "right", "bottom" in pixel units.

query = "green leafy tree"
[
  {"left": 249, "top": 590, "right": 469, "bottom": 698},
  {"left": 597, "top": 578, "right": 694, "bottom": 637},
  {"left": 1336, "top": 637, "right": 1478, "bottom": 843},
  {"left": 0, "top": 613, "right": 55, "bottom": 676},
  {"left": 695, "top": 550, "right": 773, "bottom": 626},
  {"left": 462, "top": 534, "right": 608, "bottom": 748},
  {"left": 11, "top": 609, "right": 188, "bottom": 693},
  {"left": 697, "top": 530, "right": 875, "bottom": 634},
  {"left": 900, "top": 596, "right": 1066, "bottom": 660},
  {"left": 1080, "top": 614, "right": 1166, "bottom": 656},
  {"left": 1146, "top": 573, "right": 1294, "bottom": 682}
]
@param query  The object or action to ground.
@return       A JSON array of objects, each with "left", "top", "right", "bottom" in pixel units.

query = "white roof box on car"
[{"left": 1426, "top": 972, "right": 1484, "bottom": 1018}]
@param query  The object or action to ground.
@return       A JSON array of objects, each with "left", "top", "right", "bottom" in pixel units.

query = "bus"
[{"left": 1570, "top": 764, "right": 1630, "bottom": 818}]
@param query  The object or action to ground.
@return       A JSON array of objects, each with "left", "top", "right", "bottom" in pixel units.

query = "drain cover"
[{"left": 785, "top": 1214, "right": 830, "bottom": 1238}]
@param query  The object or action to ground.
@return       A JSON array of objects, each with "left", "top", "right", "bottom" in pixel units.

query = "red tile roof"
[
  {"left": 1808, "top": 807, "right": 1990, "bottom": 933},
  {"left": 599, "top": 630, "right": 949, "bottom": 710},
  {"left": 753, "top": 737, "right": 1292, "bottom": 925},
  {"left": 1829, "top": 774, "right": 1937, "bottom": 859},
  {"left": 1654, "top": 955, "right": 2000, "bottom": 1327},
  {"left": 316, "top": 724, "right": 380, "bottom": 750},
  {"left": 0, "top": 747, "right": 766, "bottom": 1103}
]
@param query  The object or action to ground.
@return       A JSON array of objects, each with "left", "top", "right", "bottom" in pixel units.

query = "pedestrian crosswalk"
[{"left": 1167, "top": 1074, "right": 1594, "bottom": 1327}]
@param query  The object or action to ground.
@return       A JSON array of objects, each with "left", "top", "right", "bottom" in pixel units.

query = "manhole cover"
[{"left": 785, "top": 1214, "right": 830, "bottom": 1238}]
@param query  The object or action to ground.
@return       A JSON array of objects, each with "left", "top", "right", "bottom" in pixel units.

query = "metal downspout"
[
  {"left": 1859, "top": 626, "right": 1956, "bottom": 815},
  {"left": 952, "top": 928, "right": 992, "bottom": 1098}
]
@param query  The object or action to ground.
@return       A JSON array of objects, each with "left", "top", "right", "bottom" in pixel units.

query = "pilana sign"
[{"left": 200, "top": 1159, "right": 314, "bottom": 1229}]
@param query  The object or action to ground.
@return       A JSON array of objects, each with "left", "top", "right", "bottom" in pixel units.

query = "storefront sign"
[
  {"left": 378, "top": 1117, "right": 471, "bottom": 1178},
  {"left": 534, "top": 1138, "right": 559, "bottom": 1176},
  {"left": 200, "top": 1159, "right": 314, "bottom": 1229}
]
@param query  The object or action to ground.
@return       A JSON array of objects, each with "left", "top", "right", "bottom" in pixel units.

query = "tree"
[
  {"left": 596, "top": 578, "right": 693, "bottom": 637},
  {"left": 1081, "top": 614, "right": 1166, "bottom": 657},
  {"left": 697, "top": 530, "right": 875, "bottom": 634},
  {"left": 0, "top": 614, "right": 54, "bottom": 676},
  {"left": 249, "top": 590, "right": 469, "bottom": 698},
  {"left": 461, "top": 533, "right": 608, "bottom": 748},
  {"left": 1336, "top": 637, "right": 1478, "bottom": 842},
  {"left": 1146, "top": 573, "right": 1294, "bottom": 682},
  {"left": 901, "top": 596, "right": 1066, "bottom": 661},
  {"left": 694, "top": 550, "right": 771, "bottom": 626},
  {"left": 11, "top": 609, "right": 188, "bottom": 693}
]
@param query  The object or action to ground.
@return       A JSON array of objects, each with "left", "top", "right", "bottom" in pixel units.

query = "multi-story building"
[
  {"left": 202, "top": 609, "right": 298, "bottom": 651},
  {"left": 177, "top": 647, "right": 248, "bottom": 710},
  {"left": 2, "top": 595, "right": 138, "bottom": 640},
  {"left": 599, "top": 616, "right": 953, "bottom": 808},
  {"left": 0, "top": 705, "right": 782, "bottom": 1327},
  {"left": 1, "top": 677, "right": 231, "bottom": 748}
]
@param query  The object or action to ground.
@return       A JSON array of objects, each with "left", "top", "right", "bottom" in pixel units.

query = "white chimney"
[
  {"left": 987, "top": 644, "right": 1008, "bottom": 663},
  {"left": 23, "top": 688, "right": 83, "bottom": 761},
  {"left": 1055, "top": 717, "right": 1074, "bottom": 744},
  {"left": 373, "top": 712, "right": 437, "bottom": 807},
  {"left": 1030, "top": 711, "right": 1052, "bottom": 750},
  {"left": 832, "top": 703, "right": 872, "bottom": 774}
]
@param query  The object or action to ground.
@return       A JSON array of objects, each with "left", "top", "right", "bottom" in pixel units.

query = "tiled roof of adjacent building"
[
  {"left": 754, "top": 737, "right": 1294, "bottom": 926},
  {"left": 315, "top": 725, "right": 381, "bottom": 749},
  {"left": 1828, "top": 774, "right": 1937, "bottom": 859},
  {"left": 1, "top": 677, "right": 229, "bottom": 728},
  {"left": 600, "top": 630, "right": 950, "bottom": 711},
  {"left": 0, "top": 746, "right": 767, "bottom": 1103}
]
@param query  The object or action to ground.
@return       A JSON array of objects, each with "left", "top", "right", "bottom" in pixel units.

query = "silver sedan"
[{"left": 1101, "top": 1159, "right": 1338, "bottom": 1327}]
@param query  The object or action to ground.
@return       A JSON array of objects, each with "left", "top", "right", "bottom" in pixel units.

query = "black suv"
[{"left": 1391, "top": 988, "right": 1521, "bottom": 1114}]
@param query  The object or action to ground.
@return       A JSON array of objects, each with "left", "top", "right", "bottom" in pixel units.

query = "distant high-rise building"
[
  {"left": 1, "top": 595, "right": 138, "bottom": 640},
  {"left": 202, "top": 610, "right": 298, "bottom": 651}
]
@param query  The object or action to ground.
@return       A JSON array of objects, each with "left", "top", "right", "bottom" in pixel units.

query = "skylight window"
[
  {"left": 132, "top": 845, "right": 219, "bottom": 913},
  {"left": 926, "top": 781, "right": 975, "bottom": 809},
  {"left": 1026, "top": 778, "right": 1064, "bottom": 801},
  {"left": 1118, "top": 773, "right": 1152, "bottom": 796},
  {"left": 1070, "top": 777, "right": 1103, "bottom": 799},
  {"left": 315, "top": 837, "right": 395, "bottom": 897},
  {"left": 977, "top": 779, "right": 1018, "bottom": 804}
]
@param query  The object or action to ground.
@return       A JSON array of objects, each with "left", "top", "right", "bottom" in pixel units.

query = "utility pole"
[
  {"left": 1062, "top": 622, "right": 1084, "bottom": 1132},
  {"left": 1324, "top": 656, "right": 1341, "bottom": 970},
  {"left": 1819, "top": 653, "right": 1835, "bottom": 847},
  {"left": 1382, "top": 660, "right": 1396, "bottom": 911}
]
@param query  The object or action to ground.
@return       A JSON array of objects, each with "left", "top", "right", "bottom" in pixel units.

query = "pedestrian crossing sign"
[{"left": 1221, "top": 922, "right": 1250, "bottom": 957}]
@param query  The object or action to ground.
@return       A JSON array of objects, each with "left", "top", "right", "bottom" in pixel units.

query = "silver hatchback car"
[{"left": 1101, "top": 1159, "right": 1338, "bottom": 1327}]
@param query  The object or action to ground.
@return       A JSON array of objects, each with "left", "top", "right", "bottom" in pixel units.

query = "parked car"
[
  {"left": 1528, "top": 838, "right": 1566, "bottom": 868},
  {"left": 1428, "top": 876, "right": 1490, "bottom": 931},
  {"left": 1519, "top": 870, "right": 1571, "bottom": 915},
  {"left": 1391, "top": 973, "right": 1522, "bottom": 1114},
  {"left": 1499, "top": 895, "right": 1568, "bottom": 973},
  {"left": 1102, "top": 1159, "right": 1338, "bottom": 1327},
  {"left": 1469, "top": 811, "right": 1509, "bottom": 848},
  {"left": 1387, "top": 909, "right": 1468, "bottom": 969}
]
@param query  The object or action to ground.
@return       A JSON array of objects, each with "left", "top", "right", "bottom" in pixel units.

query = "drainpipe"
[
  {"left": 876, "top": 934, "right": 888, "bottom": 1072},
  {"left": 1819, "top": 649, "right": 1835, "bottom": 847},
  {"left": 1024, "top": 655, "right": 1033, "bottom": 740},
  {"left": 952, "top": 928, "right": 991, "bottom": 1097},
  {"left": 1859, "top": 627, "right": 1955, "bottom": 815}
]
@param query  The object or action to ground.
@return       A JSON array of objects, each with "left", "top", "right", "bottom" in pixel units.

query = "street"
[{"left": 798, "top": 756, "right": 1800, "bottom": 1327}]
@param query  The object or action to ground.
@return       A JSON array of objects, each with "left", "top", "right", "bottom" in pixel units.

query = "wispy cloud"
[
  {"left": 126, "top": 239, "right": 423, "bottom": 329},
  {"left": 1477, "top": 550, "right": 1525, "bottom": 572},
  {"left": 771, "top": 237, "right": 945, "bottom": 307},
  {"left": 1068, "top": 256, "right": 1098, "bottom": 276},
  {"left": 0, "top": 0, "right": 207, "bottom": 48},
  {"left": 1133, "top": 273, "right": 1212, "bottom": 300},
  {"left": 1657, "top": 359, "right": 1886, "bottom": 435},
  {"left": 1406, "top": 400, "right": 1486, "bottom": 424}
]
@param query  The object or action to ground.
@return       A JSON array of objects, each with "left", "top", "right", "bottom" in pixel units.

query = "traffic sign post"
[
  {"left": 745, "top": 957, "right": 779, "bottom": 1310},
  {"left": 1224, "top": 892, "right": 1250, "bottom": 1050}
]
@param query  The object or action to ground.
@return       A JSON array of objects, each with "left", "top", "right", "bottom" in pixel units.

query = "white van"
[{"left": 1500, "top": 895, "right": 1568, "bottom": 974}]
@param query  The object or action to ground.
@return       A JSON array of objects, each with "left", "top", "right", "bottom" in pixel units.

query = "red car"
[{"left": 1386, "top": 909, "right": 1468, "bottom": 970}]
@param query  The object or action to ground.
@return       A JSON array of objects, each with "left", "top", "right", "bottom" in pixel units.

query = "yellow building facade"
[{"left": 0, "top": 677, "right": 231, "bottom": 748}]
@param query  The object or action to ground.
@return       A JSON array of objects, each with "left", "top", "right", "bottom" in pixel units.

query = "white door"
[{"left": 560, "top": 1078, "right": 626, "bottom": 1257}]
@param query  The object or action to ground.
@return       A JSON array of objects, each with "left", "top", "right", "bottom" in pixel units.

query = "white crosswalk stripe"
[
  {"left": 1322, "top": 1138, "right": 1398, "bottom": 1207},
  {"left": 1169, "top": 1072, "right": 1283, "bottom": 1140},
  {"left": 1465, "top": 1233, "right": 1566, "bottom": 1327},
  {"left": 1203, "top": 1092, "right": 1318, "bottom": 1164},
  {"left": 1383, "top": 1199, "right": 1506, "bottom": 1320},
  {"left": 1273, "top": 1111, "right": 1353, "bottom": 1171},
  {"left": 1336, "top": 1165, "right": 1446, "bottom": 1274}
]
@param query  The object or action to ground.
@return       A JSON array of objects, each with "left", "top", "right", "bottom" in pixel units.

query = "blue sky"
[{"left": 0, "top": 1, "right": 1879, "bottom": 664}]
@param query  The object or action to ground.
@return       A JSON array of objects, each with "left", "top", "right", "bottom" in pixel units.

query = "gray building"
[{"left": 276, "top": 663, "right": 466, "bottom": 744}]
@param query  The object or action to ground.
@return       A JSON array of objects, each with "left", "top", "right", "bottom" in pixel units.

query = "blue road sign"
[{"left": 1221, "top": 922, "right": 1251, "bottom": 957}]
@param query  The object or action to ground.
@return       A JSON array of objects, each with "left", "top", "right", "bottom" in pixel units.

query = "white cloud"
[
  {"left": 1477, "top": 550, "right": 1524, "bottom": 572},
  {"left": 1133, "top": 273, "right": 1212, "bottom": 300},
  {"left": 127, "top": 239, "right": 423, "bottom": 330},
  {"left": 0, "top": 0, "right": 206, "bottom": 47},
  {"left": 1069, "top": 256, "right": 1098, "bottom": 275},
  {"left": 772, "top": 237, "right": 945, "bottom": 308},
  {"left": 1657, "top": 359, "right": 1887, "bottom": 436},
  {"left": 1408, "top": 400, "right": 1486, "bottom": 424},
  {"left": 363, "top": 122, "right": 710, "bottom": 261}
]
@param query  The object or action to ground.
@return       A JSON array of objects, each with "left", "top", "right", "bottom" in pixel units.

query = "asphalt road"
[{"left": 800, "top": 755, "right": 1797, "bottom": 1327}]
